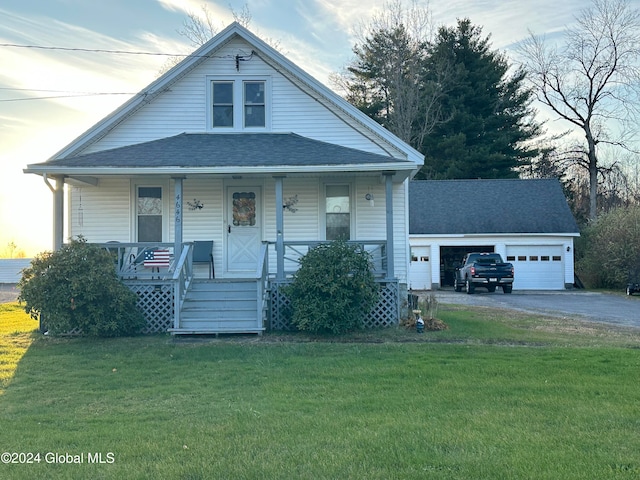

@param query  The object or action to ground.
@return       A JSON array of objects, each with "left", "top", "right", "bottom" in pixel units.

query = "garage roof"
[{"left": 409, "top": 179, "right": 580, "bottom": 235}]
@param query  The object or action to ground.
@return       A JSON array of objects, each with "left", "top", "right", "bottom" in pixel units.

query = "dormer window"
[{"left": 208, "top": 77, "right": 269, "bottom": 130}]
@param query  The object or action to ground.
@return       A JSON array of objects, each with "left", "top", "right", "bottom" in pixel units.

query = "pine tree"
[{"left": 418, "top": 19, "right": 541, "bottom": 179}]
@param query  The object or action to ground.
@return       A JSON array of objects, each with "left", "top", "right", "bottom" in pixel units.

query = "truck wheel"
[
  {"left": 503, "top": 285, "right": 512, "bottom": 294},
  {"left": 487, "top": 285, "right": 496, "bottom": 293},
  {"left": 454, "top": 277, "right": 462, "bottom": 292},
  {"left": 465, "top": 278, "right": 475, "bottom": 294}
]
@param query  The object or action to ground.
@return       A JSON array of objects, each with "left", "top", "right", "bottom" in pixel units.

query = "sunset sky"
[{"left": 0, "top": 0, "right": 617, "bottom": 256}]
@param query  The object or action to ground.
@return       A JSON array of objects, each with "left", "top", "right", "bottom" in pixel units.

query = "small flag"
[{"left": 143, "top": 249, "right": 171, "bottom": 268}]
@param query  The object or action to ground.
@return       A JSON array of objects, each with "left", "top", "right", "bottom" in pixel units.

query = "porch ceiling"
[{"left": 25, "top": 133, "right": 417, "bottom": 180}]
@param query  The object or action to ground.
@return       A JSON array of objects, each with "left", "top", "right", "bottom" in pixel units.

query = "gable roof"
[
  {"left": 25, "top": 132, "right": 415, "bottom": 177},
  {"left": 42, "top": 22, "right": 423, "bottom": 167},
  {"left": 409, "top": 179, "right": 580, "bottom": 235}
]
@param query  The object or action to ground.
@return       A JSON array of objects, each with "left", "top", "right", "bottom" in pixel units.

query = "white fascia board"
[
  {"left": 24, "top": 162, "right": 417, "bottom": 178},
  {"left": 409, "top": 232, "right": 581, "bottom": 239}
]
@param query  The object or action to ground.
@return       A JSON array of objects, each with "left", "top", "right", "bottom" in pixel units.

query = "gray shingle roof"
[
  {"left": 409, "top": 179, "right": 579, "bottom": 235},
  {"left": 39, "top": 133, "right": 410, "bottom": 168}
]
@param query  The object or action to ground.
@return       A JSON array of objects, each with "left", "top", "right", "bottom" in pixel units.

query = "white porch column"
[
  {"left": 173, "top": 176, "right": 185, "bottom": 255},
  {"left": 274, "top": 175, "right": 285, "bottom": 280},
  {"left": 52, "top": 175, "right": 65, "bottom": 250},
  {"left": 384, "top": 172, "right": 395, "bottom": 280}
]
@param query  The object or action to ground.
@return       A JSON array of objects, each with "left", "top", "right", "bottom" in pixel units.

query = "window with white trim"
[
  {"left": 208, "top": 77, "right": 268, "bottom": 130},
  {"left": 137, "top": 186, "right": 163, "bottom": 242},
  {"left": 325, "top": 184, "right": 351, "bottom": 240},
  {"left": 244, "top": 81, "right": 265, "bottom": 127},
  {"left": 212, "top": 81, "right": 234, "bottom": 127}
]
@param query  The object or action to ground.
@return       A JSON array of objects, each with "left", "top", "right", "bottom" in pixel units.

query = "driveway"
[{"left": 427, "top": 289, "right": 640, "bottom": 329}]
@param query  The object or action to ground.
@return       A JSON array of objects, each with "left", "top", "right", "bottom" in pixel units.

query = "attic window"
[
  {"left": 208, "top": 77, "right": 269, "bottom": 130},
  {"left": 212, "top": 81, "right": 234, "bottom": 127},
  {"left": 244, "top": 81, "right": 265, "bottom": 127}
]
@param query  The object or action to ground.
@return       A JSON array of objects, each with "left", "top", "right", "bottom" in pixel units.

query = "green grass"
[{"left": 1, "top": 302, "right": 639, "bottom": 479}]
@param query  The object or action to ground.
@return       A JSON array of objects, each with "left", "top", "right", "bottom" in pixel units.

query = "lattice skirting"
[
  {"left": 125, "top": 282, "right": 174, "bottom": 333},
  {"left": 269, "top": 280, "right": 399, "bottom": 331}
]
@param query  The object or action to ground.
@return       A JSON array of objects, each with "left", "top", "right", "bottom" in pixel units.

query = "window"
[
  {"left": 518, "top": 256, "right": 527, "bottom": 261},
  {"left": 552, "top": 256, "right": 562, "bottom": 261},
  {"left": 506, "top": 256, "right": 515, "bottom": 261},
  {"left": 325, "top": 185, "right": 350, "bottom": 240},
  {"left": 209, "top": 78, "right": 268, "bottom": 130},
  {"left": 244, "top": 81, "right": 265, "bottom": 127},
  {"left": 529, "top": 256, "right": 538, "bottom": 261},
  {"left": 541, "top": 256, "right": 550, "bottom": 261},
  {"left": 137, "top": 187, "right": 163, "bottom": 242},
  {"left": 212, "top": 82, "right": 234, "bottom": 127}
]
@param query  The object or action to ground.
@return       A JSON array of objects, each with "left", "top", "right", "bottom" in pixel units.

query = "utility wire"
[
  {"left": 0, "top": 92, "right": 138, "bottom": 102},
  {"left": 0, "top": 42, "right": 234, "bottom": 58}
]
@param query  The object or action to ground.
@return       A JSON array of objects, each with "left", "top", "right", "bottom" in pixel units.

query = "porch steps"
[{"left": 172, "top": 279, "right": 265, "bottom": 335}]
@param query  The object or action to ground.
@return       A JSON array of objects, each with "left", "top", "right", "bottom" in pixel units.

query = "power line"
[
  {"left": 0, "top": 42, "right": 233, "bottom": 58},
  {"left": 0, "top": 92, "right": 138, "bottom": 102}
]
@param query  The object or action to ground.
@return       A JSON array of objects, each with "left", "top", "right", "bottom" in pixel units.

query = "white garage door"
[
  {"left": 409, "top": 246, "right": 432, "bottom": 290},
  {"left": 506, "top": 245, "right": 564, "bottom": 290}
]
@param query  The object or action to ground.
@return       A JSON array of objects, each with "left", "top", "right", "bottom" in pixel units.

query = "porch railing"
[
  {"left": 101, "top": 242, "right": 177, "bottom": 280},
  {"left": 256, "top": 242, "right": 269, "bottom": 327},
  {"left": 172, "top": 243, "right": 194, "bottom": 330},
  {"left": 268, "top": 240, "right": 387, "bottom": 279}
]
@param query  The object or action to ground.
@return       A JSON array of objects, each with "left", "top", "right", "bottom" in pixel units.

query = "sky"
[{"left": 0, "top": 0, "right": 627, "bottom": 256}]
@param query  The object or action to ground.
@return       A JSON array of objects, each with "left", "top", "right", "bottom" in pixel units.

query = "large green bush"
[
  {"left": 18, "top": 238, "right": 145, "bottom": 336},
  {"left": 576, "top": 206, "right": 640, "bottom": 288},
  {"left": 283, "top": 241, "right": 379, "bottom": 334}
]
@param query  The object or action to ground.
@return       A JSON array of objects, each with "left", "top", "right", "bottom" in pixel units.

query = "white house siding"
[
  {"left": 78, "top": 37, "right": 399, "bottom": 159},
  {"left": 409, "top": 234, "right": 576, "bottom": 290},
  {"left": 178, "top": 177, "right": 225, "bottom": 274},
  {"left": 68, "top": 178, "right": 131, "bottom": 242},
  {"left": 263, "top": 177, "right": 320, "bottom": 274}
]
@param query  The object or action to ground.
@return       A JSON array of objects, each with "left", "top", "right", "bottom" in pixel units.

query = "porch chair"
[{"left": 192, "top": 240, "right": 215, "bottom": 279}]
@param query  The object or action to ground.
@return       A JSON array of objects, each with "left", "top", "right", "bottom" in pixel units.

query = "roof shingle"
[{"left": 409, "top": 179, "right": 579, "bottom": 235}]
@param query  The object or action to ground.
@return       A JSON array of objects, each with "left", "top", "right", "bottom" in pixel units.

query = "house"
[
  {"left": 23, "top": 22, "right": 423, "bottom": 334},
  {"left": 408, "top": 179, "right": 580, "bottom": 290}
]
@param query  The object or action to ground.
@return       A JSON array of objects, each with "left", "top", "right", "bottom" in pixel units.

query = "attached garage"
[{"left": 409, "top": 179, "right": 580, "bottom": 291}]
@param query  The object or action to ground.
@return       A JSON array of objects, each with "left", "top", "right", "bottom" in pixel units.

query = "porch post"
[
  {"left": 274, "top": 175, "right": 285, "bottom": 280},
  {"left": 384, "top": 171, "right": 395, "bottom": 280},
  {"left": 53, "top": 175, "right": 65, "bottom": 251},
  {"left": 173, "top": 176, "right": 185, "bottom": 256}
]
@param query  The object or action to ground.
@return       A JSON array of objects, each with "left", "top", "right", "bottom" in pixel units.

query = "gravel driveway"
[{"left": 428, "top": 289, "right": 640, "bottom": 329}]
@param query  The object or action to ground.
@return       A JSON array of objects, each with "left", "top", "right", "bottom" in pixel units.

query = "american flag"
[{"left": 143, "top": 249, "right": 171, "bottom": 268}]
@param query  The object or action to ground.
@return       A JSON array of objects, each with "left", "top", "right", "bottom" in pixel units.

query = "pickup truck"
[{"left": 454, "top": 253, "right": 514, "bottom": 294}]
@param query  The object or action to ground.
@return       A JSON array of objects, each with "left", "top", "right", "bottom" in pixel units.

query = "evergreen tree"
[{"left": 418, "top": 19, "right": 541, "bottom": 179}]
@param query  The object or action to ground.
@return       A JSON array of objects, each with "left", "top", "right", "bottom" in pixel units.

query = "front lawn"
[{"left": 1, "top": 302, "right": 639, "bottom": 479}]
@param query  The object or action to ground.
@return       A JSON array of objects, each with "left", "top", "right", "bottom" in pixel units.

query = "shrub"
[
  {"left": 18, "top": 238, "right": 145, "bottom": 336},
  {"left": 283, "top": 241, "right": 379, "bottom": 334},
  {"left": 576, "top": 206, "right": 640, "bottom": 288}
]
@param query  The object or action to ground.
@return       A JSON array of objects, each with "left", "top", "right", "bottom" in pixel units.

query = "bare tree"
[
  {"left": 179, "top": 3, "right": 252, "bottom": 48},
  {"left": 332, "top": 0, "right": 450, "bottom": 150},
  {"left": 159, "top": 3, "right": 271, "bottom": 75},
  {"left": 518, "top": 0, "right": 640, "bottom": 220}
]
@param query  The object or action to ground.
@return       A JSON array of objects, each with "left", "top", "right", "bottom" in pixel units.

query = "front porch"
[{"left": 101, "top": 240, "right": 398, "bottom": 335}]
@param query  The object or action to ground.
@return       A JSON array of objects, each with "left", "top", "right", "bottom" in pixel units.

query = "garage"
[
  {"left": 409, "top": 246, "right": 431, "bottom": 290},
  {"left": 409, "top": 179, "right": 580, "bottom": 291},
  {"left": 506, "top": 245, "right": 565, "bottom": 290}
]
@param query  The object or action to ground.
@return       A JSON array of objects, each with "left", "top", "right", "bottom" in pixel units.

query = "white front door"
[{"left": 226, "top": 187, "right": 262, "bottom": 274}]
